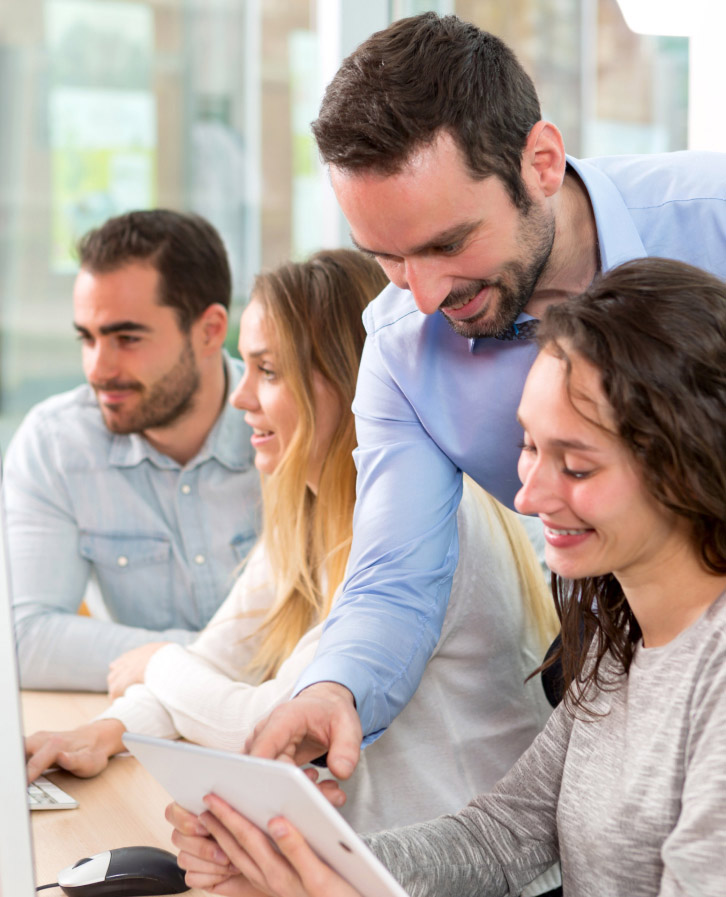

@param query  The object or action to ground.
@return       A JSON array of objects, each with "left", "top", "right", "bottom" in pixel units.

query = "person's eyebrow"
[
  {"left": 351, "top": 221, "right": 481, "bottom": 259},
  {"left": 516, "top": 415, "right": 602, "bottom": 453},
  {"left": 244, "top": 348, "right": 271, "bottom": 359},
  {"left": 73, "top": 321, "right": 153, "bottom": 336},
  {"left": 548, "top": 438, "right": 602, "bottom": 452}
]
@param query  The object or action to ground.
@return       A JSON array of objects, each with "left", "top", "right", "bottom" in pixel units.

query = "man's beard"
[
  {"left": 94, "top": 338, "right": 201, "bottom": 435},
  {"left": 439, "top": 202, "right": 556, "bottom": 339}
]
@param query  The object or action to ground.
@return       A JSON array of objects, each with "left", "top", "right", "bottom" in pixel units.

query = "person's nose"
[
  {"left": 229, "top": 369, "right": 259, "bottom": 412},
  {"left": 403, "top": 258, "right": 453, "bottom": 315},
  {"left": 514, "top": 455, "right": 562, "bottom": 518},
  {"left": 84, "top": 340, "right": 119, "bottom": 385}
]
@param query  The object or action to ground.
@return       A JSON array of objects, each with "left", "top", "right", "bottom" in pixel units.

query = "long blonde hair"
[{"left": 246, "top": 249, "right": 388, "bottom": 680}]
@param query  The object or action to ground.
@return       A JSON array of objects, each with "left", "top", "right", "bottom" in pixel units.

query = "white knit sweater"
[{"left": 98, "top": 482, "right": 559, "bottom": 893}]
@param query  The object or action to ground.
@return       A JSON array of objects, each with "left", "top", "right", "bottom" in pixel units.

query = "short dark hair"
[
  {"left": 76, "top": 209, "right": 231, "bottom": 331},
  {"left": 536, "top": 257, "right": 726, "bottom": 712},
  {"left": 312, "top": 12, "right": 541, "bottom": 209}
]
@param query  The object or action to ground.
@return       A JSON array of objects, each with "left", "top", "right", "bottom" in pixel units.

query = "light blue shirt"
[
  {"left": 295, "top": 151, "right": 726, "bottom": 740},
  {"left": 7, "top": 354, "right": 261, "bottom": 691}
]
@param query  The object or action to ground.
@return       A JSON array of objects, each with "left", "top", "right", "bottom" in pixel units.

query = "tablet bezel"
[{"left": 123, "top": 733, "right": 408, "bottom": 897}]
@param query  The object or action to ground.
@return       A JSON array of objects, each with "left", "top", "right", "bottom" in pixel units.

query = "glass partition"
[{"left": 0, "top": 0, "right": 692, "bottom": 444}]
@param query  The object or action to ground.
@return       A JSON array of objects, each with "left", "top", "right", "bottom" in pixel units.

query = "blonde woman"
[{"left": 26, "top": 250, "right": 557, "bottom": 866}]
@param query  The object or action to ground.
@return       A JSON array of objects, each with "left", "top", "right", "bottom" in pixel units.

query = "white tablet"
[{"left": 122, "top": 733, "right": 409, "bottom": 897}]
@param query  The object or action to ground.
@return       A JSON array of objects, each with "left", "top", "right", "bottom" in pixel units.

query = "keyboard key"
[{"left": 28, "top": 776, "right": 78, "bottom": 810}]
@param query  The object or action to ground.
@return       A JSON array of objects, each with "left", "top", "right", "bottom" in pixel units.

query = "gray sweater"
[{"left": 366, "top": 590, "right": 726, "bottom": 896}]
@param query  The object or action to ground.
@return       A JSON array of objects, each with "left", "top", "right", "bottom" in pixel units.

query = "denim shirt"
[
  {"left": 295, "top": 150, "right": 726, "bottom": 740},
  {"left": 6, "top": 354, "right": 261, "bottom": 691}
]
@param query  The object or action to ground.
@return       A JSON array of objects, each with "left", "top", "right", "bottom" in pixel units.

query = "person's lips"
[
  {"left": 246, "top": 420, "right": 276, "bottom": 447},
  {"left": 542, "top": 523, "right": 595, "bottom": 549},
  {"left": 92, "top": 382, "right": 141, "bottom": 405},
  {"left": 440, "top": 285, "right": 492, "bottom": 322}
]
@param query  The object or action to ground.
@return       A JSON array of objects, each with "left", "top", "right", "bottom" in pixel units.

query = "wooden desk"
[{"left": 22, "top": 691, "right": 206, "bottom": 896}]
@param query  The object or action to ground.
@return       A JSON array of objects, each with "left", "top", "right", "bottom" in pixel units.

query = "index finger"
[
  {"left": 244, "top": 707, "right": 311, "bottom": 763},
  {"left": 25, "top": 735, "right": 63, "bottom": 784}
]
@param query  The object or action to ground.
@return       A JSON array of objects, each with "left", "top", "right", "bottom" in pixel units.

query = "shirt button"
[
  {"left": 181, "top": 484, "right": 191, "bottom": 494},
  {"left": 117, "top": 556, "right": 129, "bottom": 567},
  {"left": 194, "top": 554, "right": 206, "bottom": 565}
]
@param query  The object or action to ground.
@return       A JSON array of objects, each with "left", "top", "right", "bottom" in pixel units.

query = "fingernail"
[
  {"left": 268, "top": 819, "right": 288, "bottom": 839},
  {"left": 336, "top": 759, "right": 354, "bottom": 778}
]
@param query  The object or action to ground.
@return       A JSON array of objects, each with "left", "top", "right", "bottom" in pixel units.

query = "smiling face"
[
  {"left": 515, "top": 346, "right": 688, "bottom": 584},
  {"left": 330, "top": 131, "right": 555, "bottom": 339},
  {"left": 73, "top": 261, "right": 201, "bottom": 434},
  {"left": 230, "top": 298, "right": 342, "bottom": 492}
]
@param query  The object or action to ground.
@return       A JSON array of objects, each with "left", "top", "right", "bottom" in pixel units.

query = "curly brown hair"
[{"left": 535, "top": 257, "right": 726, "bottom": 711}]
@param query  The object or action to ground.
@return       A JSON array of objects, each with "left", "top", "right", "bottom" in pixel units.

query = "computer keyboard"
[{"left": 28, "top": 775, "right": 78, "bottom": 810}]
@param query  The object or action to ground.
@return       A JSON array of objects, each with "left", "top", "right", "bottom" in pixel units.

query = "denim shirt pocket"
[
  {"left": 79, "top": 531, "right": 173, "bottom": 628},
  {"left": 230, "top": 529, "right": 257, "bottom": 565}
]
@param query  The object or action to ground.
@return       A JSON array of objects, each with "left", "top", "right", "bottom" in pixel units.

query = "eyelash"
[
  {"left": 368, "top": 240, "right": 463, "bottom": 264},
  {"left": 563, "top": 467, "right": 592, "bottom": 480},
  {"left": 518, "top": 441, "right": 593, "bottom": 480},
  {"left": 373, "top": 253, "right": 400, "bottom": 265},
  {"left": 259, "top": 365, "right": 276, "bottom": 380},
  {"left": 76, "top": 334, "right": 140, "bottom": 345}
]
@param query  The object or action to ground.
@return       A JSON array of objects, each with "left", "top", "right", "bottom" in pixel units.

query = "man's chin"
[
  {"left": 99, "top": 409, "right": 140, "bottom": 435},
  {"left": 442, "top": 311, "right": 506, "bottom": 340}
]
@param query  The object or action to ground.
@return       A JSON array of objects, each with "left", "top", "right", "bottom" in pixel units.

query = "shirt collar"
[
  {"left": 468, "top": 310, "right": 539, "bottom": 353},
  {"left": 109, "top": 352, "right": 252, "bottom": 471},
  {"left": 468, "top": 154, "right": 648, "bottom": 354},
  {"left": 565, "top": 154, "right": 647, "bottom": 271}
]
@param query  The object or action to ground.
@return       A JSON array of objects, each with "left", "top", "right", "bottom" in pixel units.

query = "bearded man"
[
  {"left": 7, "top": 210, "right": 260, "bottom": 691},
  {"left": 247, "top": 13, "right": 726, "bottom": 782}
]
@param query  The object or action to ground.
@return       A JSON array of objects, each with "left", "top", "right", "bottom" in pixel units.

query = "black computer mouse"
[{"left": 57, "top": 846, "right": 190, "bottom": 896}]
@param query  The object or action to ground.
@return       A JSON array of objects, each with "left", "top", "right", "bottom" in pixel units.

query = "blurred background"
[{"left": 0, "top": 0, "right": 720, "bottom": 443}]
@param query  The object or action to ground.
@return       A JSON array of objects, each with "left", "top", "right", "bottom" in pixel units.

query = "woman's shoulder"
[{"left": 690, "top": 588, "right": 726, "bottom": 692}]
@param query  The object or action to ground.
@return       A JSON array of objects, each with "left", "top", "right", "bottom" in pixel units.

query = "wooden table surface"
[{"left": 22, "top": 690, "right": 207, "bottom": 896}]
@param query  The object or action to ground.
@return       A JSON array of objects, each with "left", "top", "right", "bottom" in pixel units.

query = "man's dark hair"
[
  {"left": 312, "top": 12, "right": 541, "bottom": 210},
  {"left": 76, "top": 209, "right": 231, "bottom": 331}
]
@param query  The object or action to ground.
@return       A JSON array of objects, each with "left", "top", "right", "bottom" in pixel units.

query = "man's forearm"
[
  {"left": 15, "top": 610, "right": 196, "bottom": 691},
  {"left": 293, "top": 581, "right": 452, "bottom": 739}
]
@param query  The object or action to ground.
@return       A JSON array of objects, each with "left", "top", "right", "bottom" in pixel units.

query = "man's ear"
[
  {"left": 194, "top": 303, "right": 228, "bottom": 355},
  {"left": 521, "top": 121, "right": 566, "bottom": 199}
]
